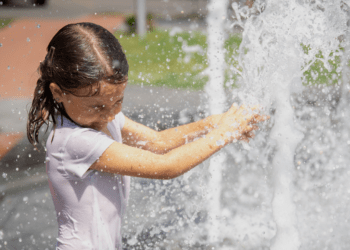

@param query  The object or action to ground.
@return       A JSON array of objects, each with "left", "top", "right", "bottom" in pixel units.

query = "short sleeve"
[
  {"left": 118, "top": 112, "right": 125, "bottom": 129},
  {"left": 63, "top": 128, "right": 115, "bottom": 178}
]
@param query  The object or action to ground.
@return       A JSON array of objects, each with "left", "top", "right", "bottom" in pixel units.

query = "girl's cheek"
[{"left": 115, "top": 104, "right": 122, "bottom": 113}]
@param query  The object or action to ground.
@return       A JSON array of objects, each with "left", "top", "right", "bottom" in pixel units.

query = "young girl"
[{"left": 27, "top": 22, "right": 266, "bottom": 250}]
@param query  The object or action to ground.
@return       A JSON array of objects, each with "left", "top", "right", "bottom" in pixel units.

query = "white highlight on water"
[
  {"left": 234, "top": 0, "right": 349, "bottom": 249},
  {"left": 205, "top": 0, "right": 228, "bottom": 244}
]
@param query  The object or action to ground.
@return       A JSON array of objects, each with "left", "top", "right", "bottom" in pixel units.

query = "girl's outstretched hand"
[{"left": 218, "top": 103, "right": 269, "bottom": 143}]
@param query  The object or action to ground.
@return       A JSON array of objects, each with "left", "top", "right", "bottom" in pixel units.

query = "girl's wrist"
[
  {"left": 206, "top": 126, "right": 232, "bottom": 148},
  {"left": 209, "top": 114, "right": 223, "bottom": 128},
  {"left": 215, "top": 124, "right": 242, "bottom": 144}
]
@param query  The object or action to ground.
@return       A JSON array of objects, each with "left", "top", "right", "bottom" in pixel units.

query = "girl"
[{"left": 27, "top": 22, "right": 266, "bottom": 250}]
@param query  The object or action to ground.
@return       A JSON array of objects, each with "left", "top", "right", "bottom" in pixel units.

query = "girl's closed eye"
[
  {"left": 91, "top": 98, "right": 122, "bottom": 112},
  {"left": 115, "top": 97, "right": 124, "bottom": 105},
  {"left": 92, "top": 105, "right": 105, "bottom": 112}
]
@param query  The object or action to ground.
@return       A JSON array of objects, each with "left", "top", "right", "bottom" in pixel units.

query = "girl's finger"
[
  {"left": 257, "top": 115, "right": 270, "bottom": 122},
  {"left": 250, "top": 114, "right": 270, "bottom": 123},
  {"left": 228, "top": 103, "right": 239, "bottom": 114},
  {"left": 232, "top": 103, "right": 239, "bottom": 108},
  {"left": 243, "top": 124, "right": 254, "bottom": 133},
  {"left": 240, "top": 104, "right": 261, "bottom": 113},
  {"left": 244, "top": 123, "right": 259, "bottom": 133},
  {"left": 245, "top": 131, "right": 255, "bottom": 139},
  {"left": 249, "top": 125, "right": 259, "bottom": 131},
  {"left": 250, "top": 105, "right": 262, "bottom": 111},
  {"left": 239, "top": 134, "right": 250, "bottom": 143}
]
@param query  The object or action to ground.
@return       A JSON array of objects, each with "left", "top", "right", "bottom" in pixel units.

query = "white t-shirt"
[{"left": 46, "top": 112, "right": 130, "bottom": 250}]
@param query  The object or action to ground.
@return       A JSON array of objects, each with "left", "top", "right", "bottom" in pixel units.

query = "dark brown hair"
[{"left": 27, "top": 22, "right": 129, "bottom": 146}]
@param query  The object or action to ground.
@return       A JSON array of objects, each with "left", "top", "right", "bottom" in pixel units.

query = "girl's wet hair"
[{"left": 27, "top": 22, "right": 129, "bottom": 147}]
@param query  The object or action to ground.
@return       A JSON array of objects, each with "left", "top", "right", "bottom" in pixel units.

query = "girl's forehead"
[
  {"left": 101, "top": 82, "right": 126, "bottom": 97},
  {"left": 71, "top": 81, "right": 126, "bottom": 104}
]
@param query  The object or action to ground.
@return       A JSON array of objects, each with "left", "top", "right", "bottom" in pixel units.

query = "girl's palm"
[{"left": 220, "top": 104, "right": 267, "bottom": 142}]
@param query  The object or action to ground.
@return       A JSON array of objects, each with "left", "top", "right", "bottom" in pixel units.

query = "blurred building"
[{"left": 0, "top": 0, "right": 256, "bottom": 20}]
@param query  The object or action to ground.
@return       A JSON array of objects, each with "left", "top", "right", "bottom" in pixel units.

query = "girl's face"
[{"left": 51, "top": 81, "right": 127, "bottom": 130}]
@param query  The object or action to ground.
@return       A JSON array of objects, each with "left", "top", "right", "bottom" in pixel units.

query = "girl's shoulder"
[
  {"left": 46, "top": 116, "right": 115, "bottom": 178},
  {"left": 46, "top": 112, "right": 125, "bottom": 153},
  {"left": 46, "top": 116, "right": 81, "bottom": 147},
  {"left": 46, "top": 116, "right": 116, "bottom": 179},
  {"left": 46, "top": 116, "right": 112, "bottom": 152}
]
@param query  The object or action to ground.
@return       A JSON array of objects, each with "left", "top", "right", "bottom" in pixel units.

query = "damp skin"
[
  {"left": 50, "top": 81, "right": 127, "bottom": 131},
  {"left": 51, "top": 77, "right": 267, "bottom": 180},
  {"left": 94, "top": 100, "right": 266, "bottom": 179}
]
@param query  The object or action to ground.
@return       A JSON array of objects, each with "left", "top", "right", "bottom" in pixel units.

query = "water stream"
[
  {"left": 229, "top": 0, "right": 350, "bottom": 248},
  {"left": 2, "top": 1, "right": 350, "bottom": 249},
  {"left": 205, "top": 0, "right": 229, "bottom": 244}
]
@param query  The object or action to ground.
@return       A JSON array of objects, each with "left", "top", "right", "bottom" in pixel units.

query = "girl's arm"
[
  {"left": 121, "top": 114, "right": 223, "bottom": 154},
  {"left": 90, "top": 105, "right": 266, "bottom": 179}
]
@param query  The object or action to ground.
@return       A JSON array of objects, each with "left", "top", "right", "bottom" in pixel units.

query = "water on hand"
[{"left": 116, "top": 1, "right": 350, "bottom": 249}]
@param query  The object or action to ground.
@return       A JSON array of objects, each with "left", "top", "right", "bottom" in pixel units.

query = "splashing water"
[
  {"left": 122, "top": 1, "right": 349, "bottom": 248},
  {"left": 236, "top": 0, "right": 348, "bottom": 106},
  {"left": 231, "top": 0, "right": 349, "bottom": 249}
]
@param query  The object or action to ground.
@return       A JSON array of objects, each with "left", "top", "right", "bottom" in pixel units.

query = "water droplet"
[
  {"left": 7, "top": 66, "right": 10, "bottom": 70},
  {"left": 16, "top": 168, "right": 19, "bottom": 171},
  {"left": 28, "top": 154, "right": 31, "bottom": 158},
  {"left": 243, "top": 234, "right": 249, "bottom": 241},
  {"left": 2, "top": 173, "right": 7, "bottom": 178},
  {"left": 113, "top": 60, "right": 120, "bottom": 68},
  {"left": 216, "top": 140, "right": 225, "bottom": 146},
  {"left": 0, "top": 43, "right": 2, "bottom": 48},
  {"left": 36, "top": 24, "right": 41, "bottom": 28},
  {"left": 23, "top": 196, "right": 28, "bottom": 202},
  {"left": 113, "top": 186, "right": 116, "bottom": 190},
  {"left": 26, "top": 37, "right": 30, "bottom": 42}
]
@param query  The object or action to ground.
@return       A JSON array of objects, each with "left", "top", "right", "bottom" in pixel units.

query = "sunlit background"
[{"left": 1, "top": 0, "right": 350, "bottom": 249}]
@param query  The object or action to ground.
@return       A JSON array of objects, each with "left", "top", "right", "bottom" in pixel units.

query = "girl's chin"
[{"left": 79, "top": 121, "right": 107, "bottom": 130}]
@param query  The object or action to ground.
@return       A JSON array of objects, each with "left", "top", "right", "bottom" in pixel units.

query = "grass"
[
  {"left": 116, "top": 29, "right": 342, "bottom": 90},
  {"left": 116, "top": 29, "right": 242, "bottom": 90},
  {"left": 116, "top": 29, "right": 208, "bottom": 90},
  {"left": 0, "top": 18, "right": 13, "bottom": 29},
  {"left": 224, "top": 35, "right": 242, "bottom": 88},
  {"left": 302, "top": 45, "right": 342, "bottom": 86}
]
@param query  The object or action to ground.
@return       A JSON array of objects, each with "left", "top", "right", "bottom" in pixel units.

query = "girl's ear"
[{"left": 49, "top": 83, "right": 64, "bottom": 103}]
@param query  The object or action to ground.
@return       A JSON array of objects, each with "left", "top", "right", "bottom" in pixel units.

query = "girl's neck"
[{"left": 101, "top": 126, "right": 113, "bottom": 138}]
